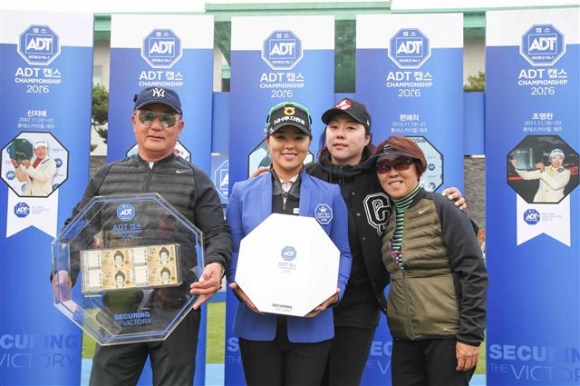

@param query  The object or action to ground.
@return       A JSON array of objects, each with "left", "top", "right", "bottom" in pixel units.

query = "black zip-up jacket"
[
  {"left": 62, "top": 153, "right": 232, "bottom": 287},
  {"left": 306, "top": 153, "right": 390, "bottom": 327}
]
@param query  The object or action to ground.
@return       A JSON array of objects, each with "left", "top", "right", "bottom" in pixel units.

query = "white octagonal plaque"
[{"left": 235, "top": 213, "right": 339, "bottom": 317}]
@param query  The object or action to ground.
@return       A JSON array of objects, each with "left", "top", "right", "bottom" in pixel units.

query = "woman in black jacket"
[{"left": 308, "top": 98, "right": 465, "bottom": 385}]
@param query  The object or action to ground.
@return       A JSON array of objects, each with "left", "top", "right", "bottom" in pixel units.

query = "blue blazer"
[{"left": 226, "top": 170, "right": 352, "bottom": 343}]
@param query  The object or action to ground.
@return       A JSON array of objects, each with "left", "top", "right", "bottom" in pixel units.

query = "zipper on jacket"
[
  {"left": 282, "top": 191, "right": 288, "bottom": 211},
  {"left": 143, "top": 162, "right": 153, "bottom": 192},
  {"left": 402, "top": 270, "right": 415, "bottom": 338}
]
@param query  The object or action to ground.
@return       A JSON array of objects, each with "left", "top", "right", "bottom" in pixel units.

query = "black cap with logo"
[
  {"left": 266, "top": 102, "right": 312, "bottom": 136},
  {"left": 133, "top": 87, "right": 183, "bottom": 116},
  {"left": 321, "top": 98, "right": 371, "bottom": 131}
]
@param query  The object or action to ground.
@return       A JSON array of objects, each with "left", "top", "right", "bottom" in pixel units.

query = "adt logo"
[
  {"left": 389, "top": 28, "right": 430, "bottom": 69},
  {"left": 14, "top": 202, "right": 30, "bottom": 218},
  {"left": 524, "top": 209, "right": 541, "bottom": 225},
  {"left": 117, "top": 204, "right": 136, "bottom": 222},
  {"left": 142, "top": 29, "right": 182, "bottom": 68},
  {"left": 18, "top": 25, "right": 60, "bottom": 65},
  {"left": 281, "top": 246, "right": 297, "bottom": 262},
  {"left": 315, "top": 204, "right": 333, "bottom": 225},
  {"left": 262, "top": 30, "right": 303, "bottom": 70},
  {"left": 520, "top": 24, "right": 565, "bottom": 66}
]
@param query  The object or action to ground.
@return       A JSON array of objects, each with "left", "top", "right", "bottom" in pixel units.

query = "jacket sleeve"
[
  {"left": 193, "top": 169, "right": 232, "bottom": 272},
  {"left": 225, "top": 182, "right": 244, "bottom": 282},
  {"left": 439, "top": 200, "right": 488, "bottom": 346},
  {"left": 539, "top": 169, "right": 570, "bottom": 190},
  {"left": 24, "top": 159, "right": 57, "bottom": 182},
  {"left": 329, "top": 185, "right": 352, "bottom": 302},
  {"left": 514, "top": 168, "right": 541, "bottom": 180}
]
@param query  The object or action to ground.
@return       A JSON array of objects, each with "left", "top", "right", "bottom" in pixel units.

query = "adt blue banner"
[
  {"left": 0, "top": 9, "right": 93, "bottom": 386},
  {"left": 108, "top": 14, "right": 214, "bottom": 174},
  {"left": 354, "top": 13, "right": 464, "bottom": 385},
  {"left": 486, "top": 9, "right": 580, "bottom": 385},
  {"left": 107, "top": 14, "right": 215, "bottom": 385},
  {"left": 227, "top": 15, "right": 335, "bottom": 385},
  {"left": 356, "top": 13, "right": 465, "bottom": 192}
]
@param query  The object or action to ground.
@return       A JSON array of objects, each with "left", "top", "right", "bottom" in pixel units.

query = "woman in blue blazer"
[{"left": 226, "top": 102, "right": 352, "bottom": 386}]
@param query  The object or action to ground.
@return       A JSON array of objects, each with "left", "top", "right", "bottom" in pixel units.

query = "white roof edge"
[
  {"left": 391, "top": 0, "right": 579, "bottom": 11},
  {"left": 0, "top": 0, "right": 377, "bottom": 13},
  {"left": 0, "top": 0, "right": 205, "bottom": 13}
]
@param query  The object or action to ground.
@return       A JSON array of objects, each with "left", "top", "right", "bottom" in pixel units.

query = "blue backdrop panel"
[
  {"left": 486, "top": 9, "right": 580, "bottom": 386},
  {"left": 226, "top": 15, "right": 335, "bottom": 385},
  {"left": 0, "top": 10, "right": 93, "bottom": 386},
  {"left": 356, "top": 13, "right": 465, "bottom": 193},
  {"left": 464, "top": 92, "right": 485, "bottom": 156},
  {"left": 211, "top": 93, "right": 231, "bottom": 207},
  {"left": 355, "top": 13, "right": 464, "bottom": 385},
  {"left": 108, "top": 14, "right": 214, "bottom": 175},
  {"left": 212, "top": 92, "right": 230, "bottom": 154},
  {"left": 107, "top": 14, "right": 215, "bottom": 385}
]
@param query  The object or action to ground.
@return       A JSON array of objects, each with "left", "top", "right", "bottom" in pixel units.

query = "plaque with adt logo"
[
  {"left": 234, "top": 213, "right": 339, "bottom": 317},
  {"left": 52, "top": 193, "right": 204, "bottom": 345}
]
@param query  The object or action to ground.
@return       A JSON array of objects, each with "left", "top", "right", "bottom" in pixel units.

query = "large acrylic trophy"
[
  {"left": 51, "top": 193, "right": 204, "bottom": 345},
  {"left": 234, "top": 213, "right": 339, "bottom": 317}
]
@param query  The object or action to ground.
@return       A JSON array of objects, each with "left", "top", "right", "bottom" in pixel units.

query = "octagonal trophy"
[
  {"left": 51, "top": 193, "right": 204, "bottom": 345},
  {"left": 234, "top": 213, "right": 339, "bottom": 317}
]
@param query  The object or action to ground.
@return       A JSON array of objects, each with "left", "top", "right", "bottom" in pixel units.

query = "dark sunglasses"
[
  {"left": 137, "top": 110, "right": 179, "bottom": 128},
  {"left": 376, "top": 157, "right": 415, "bottom": 174}
]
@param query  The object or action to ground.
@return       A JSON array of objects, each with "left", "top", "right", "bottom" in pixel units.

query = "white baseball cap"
[
  {"left": 34, "top": 140, "right": 48, "bottom": 149},
  {"left": 549, "top": 149, "right": 564, "bottom": 160}
]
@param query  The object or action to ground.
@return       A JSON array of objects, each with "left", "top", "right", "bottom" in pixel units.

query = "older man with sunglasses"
[{"left": 53, "top": 87, "right": 231, "bottom": 386}]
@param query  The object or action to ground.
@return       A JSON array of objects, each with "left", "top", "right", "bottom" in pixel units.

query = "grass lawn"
[
  {"left": 82, "top": 302, "right": 226, "bottom": 362},
  {"left": 206, "top": 301, "right": 225, "bottom": 363},
  {"left": 84, "top": 301, "right": 485, "bottom": 376},
  {"left": 476, "top": 340, "right": 486, "bottom": 375}
]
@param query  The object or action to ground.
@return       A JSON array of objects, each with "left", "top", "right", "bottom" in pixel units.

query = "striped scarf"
[{"left": 390, "top": 185, "right": 421, "bottom": 269}]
